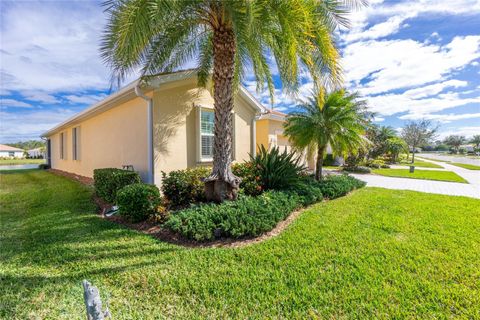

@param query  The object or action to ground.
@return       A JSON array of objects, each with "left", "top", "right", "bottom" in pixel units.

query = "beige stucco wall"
[
  {"left": 152, "top": 78, "right": 257, "bottom": 184},
  {"left": 48, "top": 96, "right": 149, "bottom": 180},
  {"left": 47, "top": 78, "right": 258, "bottom": 185},
  {"left": 255, "top": 117, "right": 315, "bottom": 170}
]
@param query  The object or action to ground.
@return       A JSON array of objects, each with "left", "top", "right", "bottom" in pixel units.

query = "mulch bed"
[{"left": 48, "top": 168, "right": 308, "bottom": 248}]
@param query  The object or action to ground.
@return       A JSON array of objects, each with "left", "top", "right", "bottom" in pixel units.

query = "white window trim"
[{"left": 196, "top": 105, "right": 236, "bottom": 163}]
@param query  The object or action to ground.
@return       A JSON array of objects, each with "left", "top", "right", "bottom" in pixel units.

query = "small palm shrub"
[
  {"left": 252, "top": 145, "right": 305, "bottom": 190},
  {"left": 117, "top": 183, "right": 161, "bottom": 223},
  {"left": 343, "top": 166, "right": 371, "bottom": 173},
  {"left": 232, "top": 162, "right": 263, "bottom": 196},
  {"left": 161, "top": 167, "right": 210, "bottom": 208}
]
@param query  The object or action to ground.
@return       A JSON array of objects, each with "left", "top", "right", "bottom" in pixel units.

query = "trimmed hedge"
[
  {"left": 93, "top": 168, "right": 141, "bottom": 203},
  {"left": 317, "top": 174, "right": 366, "bottom": 199},
  {"left": 161, "top": 167, "right": 210, "bottom": 208},
  {"left": 343, "top": 166, "right": 371, "bottom": 174},
  {"left": 165, "top": 174, "right": 365, "bottom": 241},
  {"left": 117, "top": 183, "right": 161, "bottom": 223}
]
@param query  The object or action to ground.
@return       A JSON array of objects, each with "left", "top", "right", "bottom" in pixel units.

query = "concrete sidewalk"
[{"left": 351, "top": 158, "right": 480, "bottom": 199}]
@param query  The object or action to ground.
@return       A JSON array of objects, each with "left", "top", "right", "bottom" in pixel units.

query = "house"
[
  {"left": 28, "top": 147, "right": 45, "bottom": 158},
  {"left": 0, "top": 144, "right": 25, "bottom": 158},
  {"left": 41, "top": 70, "right": 262, "bottom": 184}
]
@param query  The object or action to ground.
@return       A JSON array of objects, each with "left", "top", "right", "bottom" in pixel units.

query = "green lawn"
[
  {"left": 449, "top": 163, "right": 480, "bottom": 170},
  {"left": 1, "top": 170, "right": 479, "bottom": 319},
  {"left": 399, "top": 159, "right": 443, "bottom": 168},
  {"left": 0, "top": 158, "right": 45, "bottom": 165},
  {"left": 373, "top": 168, "right": 468, "bottom": 183}
]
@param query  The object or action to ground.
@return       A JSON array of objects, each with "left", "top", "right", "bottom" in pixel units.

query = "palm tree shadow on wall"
[{"left": 153, "top": 89, "right": 202, "bottom": 168}]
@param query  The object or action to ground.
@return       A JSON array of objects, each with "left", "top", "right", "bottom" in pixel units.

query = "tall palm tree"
[
  {"left": 100, "top": 0, "right": 363, "bottom": 202},
  {"left": 284, "top": 89, "right": 369, "bottom": 180}
]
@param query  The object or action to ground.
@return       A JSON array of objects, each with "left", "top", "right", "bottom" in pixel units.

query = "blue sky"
[{"left": 1, "top": 0, "right": 479, "bottom": 143}]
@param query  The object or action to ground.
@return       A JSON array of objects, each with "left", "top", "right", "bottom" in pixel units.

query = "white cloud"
[
  {"left": 343, "top": 15, "right": 407, "bottom": 43},
  {"left": 343, "top": 36, "right": 480, "bottom": 95},
  {"left": 373, "top": 116, "right": 385, "bottom": 122},
  {"left": 437, "top": 126, "right": 480, "bottom": 139},
  {"left": 0, "top": 108, "right": 77, "bottom": 142},
  {"left": 367, "top": 90, "right": 480, "bottom": 117},
  {"left": 0, "top": 98, "right": 34, "bottom": 108},
  {"left": 402, "top": 80, "right": 467, "bottom": 99},
  {"left": 0, "top": 1, "right": 110, "bottom": 93},
  {"left": 21, "top": 91, "right": 60, "bottom": 104},
  {"left": 65, "top": 94, "right": 107, "bottom": 105},
  {"left": 399, "top": 112, "right": 480, "bottom": 123}
]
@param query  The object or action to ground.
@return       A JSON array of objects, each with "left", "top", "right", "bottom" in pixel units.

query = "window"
[
  {"left": 8, "top": 151, "right": 14, "bottom": 157},
  {"left": 72, "top": 127, "right": 80, "bottom": 160},
  {"left": 60, "top": 132, "right": 65, "bottom": 159},
  {"left": 200, "top": 109, "right": 214, "bottom": 160}
]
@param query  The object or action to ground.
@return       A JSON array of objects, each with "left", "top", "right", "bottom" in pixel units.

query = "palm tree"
[
  {"left": 284, "top": 89, "right": 369, "bottom": 180},
  {"left": 470, "top": 135, "right": 480, "bottom": 151},
  {"left": 100, "top": 0, "right": 363, "bottom": 202},
  {"left": 444, "top": 135, "right": 466, "bottom": 154}
]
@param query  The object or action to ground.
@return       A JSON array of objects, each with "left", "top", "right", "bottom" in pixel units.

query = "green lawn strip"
[
  {"left": 1, "top": 171, "right": 479, "bottom": 318},
  {"left": 449, "top": 163, "right": 480, "bottom": 170},
  {"left": 0, "top": 159, "right": 45, "bottom": 165},
  {"left": 372, "top": 168, "right": 468, "bottom": 183},
  {"left": 399, "top": 159, "right": 443, "bottom": 168}
]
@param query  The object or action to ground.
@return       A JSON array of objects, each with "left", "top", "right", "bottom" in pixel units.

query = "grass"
[
  {"left": 372, "top": 168, "right": 468, "bottom": 183},
  {"left": 1, "top": 170, "right": 480, "bottom": 319},
  {"left": 449, "top": 163, "right": 480, "bottom": 170},
  {"left": 399, "top": 159, "right": 443, "bottom": 168},
  {"left": 0, "top": 158, "right": 45, "bottom": 165}
]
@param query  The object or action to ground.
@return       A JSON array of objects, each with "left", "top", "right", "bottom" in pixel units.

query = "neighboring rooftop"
[{"left": 0, "top": 144, "right": 24, "bottom": 152}]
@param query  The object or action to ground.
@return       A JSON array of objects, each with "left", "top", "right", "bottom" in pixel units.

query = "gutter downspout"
[
  {"left": 251, "top": 113, "right": 262, "bottom": 157},
  {"left": 135, "top": 83, "right": 154, "bottom": 185}
]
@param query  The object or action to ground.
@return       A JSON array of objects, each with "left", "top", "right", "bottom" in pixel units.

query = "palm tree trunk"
[
  {"left": 315, "top": 147, "right": 325, "bottom": 181},
  {"left": 204, "top": 25, "right": 240, "bottom": 202}
]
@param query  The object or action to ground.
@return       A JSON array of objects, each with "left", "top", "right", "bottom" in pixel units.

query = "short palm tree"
[
  {"left": 284, "top": 89, "right": 369, "bottom": 180},
  {"left": 470, "top": 135, "right": 480, "bottom": 151},
  {"left": 100, "top": 0, "right": 363, "bottom": 202}
]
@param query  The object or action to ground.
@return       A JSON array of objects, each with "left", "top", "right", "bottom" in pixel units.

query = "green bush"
[
  {"left": 117, "top": 183, "right": 161, "bottom": 223},
  {"left": 232, "top": 162, "right": 263, "bottom": 196},
  {"left": 252, "top": 145, "right": 305, "bottom": 190},
  {"left": 161, "top": 167, "right": 210, "bottom": 208},
  {"left": 93, "top": 168, "right": 141, "bottom": 203},
  {"left": 323, "top": 154, "right": 336, "bottom": 166},
  {"left": 165, "top": 191, "right": 300, "bottom": 241},
  {"left": 318, "top": 174, "right": 366, "bottom": 199},
  {"left": 164, "top": 174, "right": 365, "bottom": 242},
  {"left": 343, "top": 166, "right": 371, "bottom": 173},
  {"left": 38, "top": 164, "right": 50, "bottom": 170}
]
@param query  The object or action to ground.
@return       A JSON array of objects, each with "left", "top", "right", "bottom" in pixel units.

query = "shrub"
[
  {"left": 232, "top": 162, "right": 263, "bottom": 196},
  {"left": 323, "top": 154, "right": 336, "bottom": 166},
  {"left": 165, "top": 191, "right": 300, "bottom": 241},
  {"left": 251, "top": 145, "right": 305, "bottom": 190},
  {"left": 93, "top": 168, "right": 141, "bottom": 203},
  {"left": 287, "top": 178, "right": 323, "bottom": 206},
  {"left": 381, "top": 164, "right": 390, "bottom": 169},
  {"left": 161, "top": 167, "right": 210, "bottom": 208},
  {"left": 38, "top": 164, "right": 50, "bottom": 170},
  {"left": 318, "top": 174, "right": 366, "bottom": 199},
  {"left": 117, "top": 183, "right": 161, "bottom": 223},
  {"left": 343, "top": 166, "right": 371, "bottom": 174}
]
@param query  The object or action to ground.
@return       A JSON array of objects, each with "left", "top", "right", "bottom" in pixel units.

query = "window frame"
[
  {"left": 72, "top": 126, "right": 80, "bottom": 161},
  {"left": 60, "top": 132, "right": 65, "bottom": 160},
  {"left": 198, "top": 107, "right": 215, "bottom": 162}
]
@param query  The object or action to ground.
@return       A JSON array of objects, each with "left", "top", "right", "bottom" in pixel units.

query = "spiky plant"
[
  {"left": 101, "top": 0, "right": 364, "bottom": 201},
  {"left": 284, "top": 89, "right": 370, "bottom": 180}
]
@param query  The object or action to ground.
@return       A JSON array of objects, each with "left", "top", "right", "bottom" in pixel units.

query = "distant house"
[
  {"left": 0, "top": 144, "right": 24, "bottom": 158},
  {"left": 28, "top": 147, "right": 45, "bottom": 158},
  {"left": 42, "top": 70, "right": 262, "bottom": 184}
]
